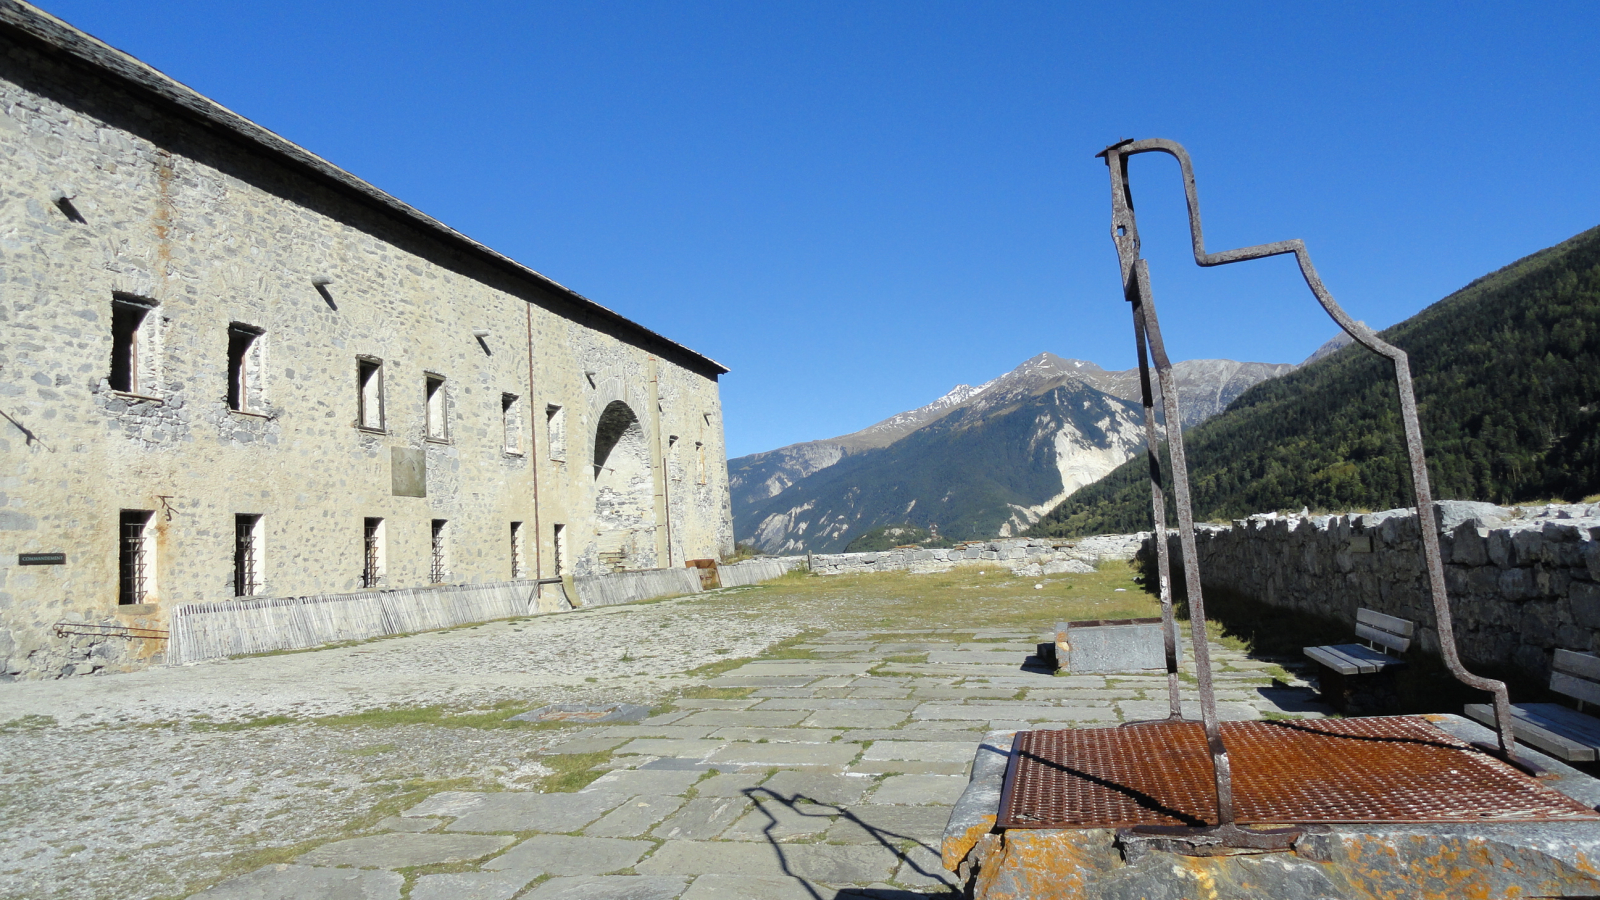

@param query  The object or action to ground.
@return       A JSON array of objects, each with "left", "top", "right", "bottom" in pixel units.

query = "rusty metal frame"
[{"left": 1096, "top": 137, "right": 1524, "bottom": 845}]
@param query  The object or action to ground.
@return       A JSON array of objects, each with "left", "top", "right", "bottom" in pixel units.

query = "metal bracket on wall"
[{"left": 1095, "top": 137, "right": 1528, "bottom": 844}]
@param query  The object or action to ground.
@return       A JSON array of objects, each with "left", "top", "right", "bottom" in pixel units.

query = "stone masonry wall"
[
  {"left": 0, "top": 17, "right": 732, "bottom": 680},
  {"left": 1169, "top": 500, "right": 1600, "bottom": 684},
  {"left": 806, "top": 533, "right": 1146, "bottom": 578}
]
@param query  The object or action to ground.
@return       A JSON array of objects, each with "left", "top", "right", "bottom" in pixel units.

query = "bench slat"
[
  {"left": 1551, "top": 670, "right": 1600, "bottom": 707},
  {"left": 1305, "top": 643, "right": 1402, "bottom": 675},
  {"left": 1356, "top": 608, "right": 1415, "bottom": 637},
  {"left": 1515, "top": 702, "right": 1600, "bottom": 745},
  {"left": 1330, "top": 642, "right": 1404, "bottom": 673},
  {"left": 1553, "top": 649, "right": 1600, "bottom": 682},
  {"left": 1304, "top": 645, "right": 1362, "bottom": 675},
  {"left": 1464, "top": 703, "right": 1600, "bottom": 762},
  {"left": 1354, "top": 622, "right": 1411, "bottom": 654}
]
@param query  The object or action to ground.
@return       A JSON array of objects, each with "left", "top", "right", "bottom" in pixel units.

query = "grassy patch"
[
  {"left": 881, "top": 654, "right": 928, "bottom": 664},
  {"left": 686, "top": 656, "right": 752, "bottom": 677},
  {"left": 678, "top": 685, "right": 755, "bottom": 701},
  {"left": 190, "top": 699, "right": 570, "bottom": 733},
  {"left": 538, "top": 751, "right": 614, "bottom": 793},
  {"left": 0, "top": 714, "right": 58, "bottom": 731}
]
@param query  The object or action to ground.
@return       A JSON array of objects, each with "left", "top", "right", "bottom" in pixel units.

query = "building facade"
[{"left": 0, "top": 2, "right": 734, "bottom": 680}]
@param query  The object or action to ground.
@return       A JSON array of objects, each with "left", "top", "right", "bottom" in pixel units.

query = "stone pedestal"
[{"left": 943, "top": 716, "right": 1600, "bottom": 899}]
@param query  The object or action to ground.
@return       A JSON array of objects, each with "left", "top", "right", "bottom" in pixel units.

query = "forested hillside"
[{"left": 1030, "top": 224, "right": 1600, "bottom": 538}]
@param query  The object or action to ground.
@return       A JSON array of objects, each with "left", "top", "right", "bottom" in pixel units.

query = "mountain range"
[
  {"left": 731, "top": 353, "right": 1294, "bottom": 553},
  {"left": 1030, "top": 224, "right": 1600, "bottom": 537}
]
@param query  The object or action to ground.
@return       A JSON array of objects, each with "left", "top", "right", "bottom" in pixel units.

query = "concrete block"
[{"left": 1059, "top": 619, "right": 1180, "bottom": 674}]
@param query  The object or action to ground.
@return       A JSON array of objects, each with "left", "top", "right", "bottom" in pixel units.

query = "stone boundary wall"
[
  {"left": 157, "top": 568, "right": 704, "bottom": 668},
  {"left": 1167, "top": 500, "right": 1600, "bottom": 683},
  {"left": 807, "top": 534, "right": 1146, "bottom": 578},
  {"left": 718, "top": 557, "right": 807, "bottom": 588},
  {"left": 572, "top": 568, "right": 703, "bottom": 609}
]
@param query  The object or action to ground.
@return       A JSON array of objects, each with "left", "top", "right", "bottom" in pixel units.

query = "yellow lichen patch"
[{"left": 942, "top": 815, "right": 996, "bottom": 872}]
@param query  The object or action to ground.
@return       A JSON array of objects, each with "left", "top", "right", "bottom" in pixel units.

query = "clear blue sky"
[{"left": 39, "top": 1, "right": 1600, "bottom": 458}]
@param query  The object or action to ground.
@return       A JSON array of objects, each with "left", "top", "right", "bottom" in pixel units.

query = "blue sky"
[{"left": 39, "top": 1, "right": 1600, "bottom": 457}]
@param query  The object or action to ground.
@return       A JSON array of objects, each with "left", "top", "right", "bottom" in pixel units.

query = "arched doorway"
[{"left": 589, "top": 400, "right": 656, "bottom": 573}]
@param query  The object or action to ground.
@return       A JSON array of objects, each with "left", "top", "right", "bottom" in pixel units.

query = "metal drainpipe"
[{"left": 525, "top": 303, "right": 543, "bottom": 590}]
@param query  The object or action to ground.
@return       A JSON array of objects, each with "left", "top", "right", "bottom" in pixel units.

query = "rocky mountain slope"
[
  {"left": 732, "top": 352, "right": 1293, "bottom": 553},
  {"left": 1031, "top": 224, "right": 1600, "bottom": 537}
]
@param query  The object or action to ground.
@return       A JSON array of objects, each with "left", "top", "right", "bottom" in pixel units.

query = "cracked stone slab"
[
  {"left": 483, "top": 835, "right": 652, "bottom": 878},
  {"left": 615, "top": 739, "right": 727, "bottom": 758},
  {"left": 801, "top": 709, "right": 910, "bottom": 729},
  {"left": 826, "top": 804, "right": 953, "bottom": 845},
  {"left": 637, "top": 841, "right": 899, "bottom": 883},
  {"left": 585, "top": 768, "right": 705, "bottom": 796},
  {"left": 703, "top": 742, "right": 860, "bottom": 768},
  {"left": 411, "top": 871, "right": 532, "bottom": 900},
  {"left": 707, "top": 726, "right": 842, "bottom": 743},
  {"left": 445, "top": 792, "right": 630, "bottom": 833},
  {"left": 523, "top": 875, "right": 690, "bottom": 900},
  {"left": 651, "top": 796, "right": 752, "bottom": 840},
  {"left": 862, "top": 741, "right": 977, "bottom": 763},
  {"left": 585, "top": 795, "right": 689, "bottom": 838},
  {"left": 693, "top": 771, "right": 770, "bottom": 797},
  {"left": 721, "top": 799, "right": 838, "bottom": 841},
  {"left": 678, "top": 710, "right": 810, "bottom": 728},
  {"left": 190, "top": 864, "right": 404, "bottom": 899},
  {"left": 756, "top": 770, "right": 871, "bottom": 806},
  {"left": 867, "top": 774, "right": 968, "bottom": 806},
  {"left": 297, "top": 833, "right": 513, "bottom": 869},
  {"left": 678, "top": 874, "right": 828, "bottom": 900}
]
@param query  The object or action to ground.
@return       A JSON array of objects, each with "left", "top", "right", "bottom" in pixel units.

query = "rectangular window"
[
  {"left": 362, "top": 517, "right": 385, "bottom": 588},
  {"left": 234, "top": 514, "right": 263, "bottom": 597},
  {"left": 546, "top": 404, "right": 566, "bottom": 461},
  {"left": 552, "top": 523, "right": 566, "bottom": 576},
  {"left": 696, "top": 441, "right": 707, "bottom": 485},
  {"left": 425, "top": 374, "right": 447, "bottom": 441},
  {"left": 502, "top": 393, "right": 522, "bottom": 455},
  {"left": 668, "top": 435, "right": 680, "bottom": 481},
  {"left": 430, "top": 519, "right": 448, "bottom": 583},
  {"left": 109, "top": 295, "right": 155, "bottom": 393},
  {"left": 357, "top": 357, "right": 385, "bottom": 431},
  {"left": 227, "top": 324, "right": 263, "bottom": 412},
  {"left": 510, "top": 521, "right": 526, "bottom": 579},
  {"left": 118, "top": 510, "right": 154, "bottom": 605}
]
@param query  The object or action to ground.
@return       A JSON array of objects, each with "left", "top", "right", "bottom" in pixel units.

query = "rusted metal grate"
[{"left": 998, "top": 717, "right": 1600, "bottom": 828}]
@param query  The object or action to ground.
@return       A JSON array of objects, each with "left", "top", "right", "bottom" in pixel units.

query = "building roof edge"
[{"left": 0, "top": 0, "right": 729, "bottom": 375}]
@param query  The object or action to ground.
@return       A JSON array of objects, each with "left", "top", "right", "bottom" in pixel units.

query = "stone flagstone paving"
[{"left": 192, "top": 629, "right": 1328, "bottom": 898}]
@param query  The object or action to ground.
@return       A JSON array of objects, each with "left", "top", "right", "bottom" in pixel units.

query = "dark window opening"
[
  {"left": 227, "top": 325, "right": 261, "bottom": 412},
  {"left": 510, "top": 521, "right": 526, "bottom": 579},
  {"left": 502, "top": 393, "right": 522, "bottom": 454},
  {"left": 234, "top": 514, "right": 262, "bottom": 597},
  {"left": 425, "top": 375, "right": 447, "bottom": 440},
  {"left": 119, "top": 510, "right": 153, "bottom": 605},
  {"left": 357, "top": 358, "right": 384, "bottom": 431},
  {"left": 552, "top": 523, "right": 566, "bottom": 576},
  {"left": 362, "top": 517, "right": 384, "bottom": 587},
  {"left": 109, "top": 298, "right": 152, "bottom": 393},
  {"left": 430, "top": 519, "right": 448, "bottom": 583}
]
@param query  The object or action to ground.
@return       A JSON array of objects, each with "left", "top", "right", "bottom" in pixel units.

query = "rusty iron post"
[{"left": 1096, "top": 136, "right": 1529, "bottom": 846}]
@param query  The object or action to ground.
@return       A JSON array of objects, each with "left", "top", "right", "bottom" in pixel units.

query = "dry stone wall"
[
  {"left": 806, "top": 534, "right": 1146, "bottom": 577},
  {"left": 1169, "top": 501, "right": 1600, "bottom": 683}
]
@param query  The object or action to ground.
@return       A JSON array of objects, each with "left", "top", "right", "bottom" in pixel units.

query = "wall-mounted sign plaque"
[{"left": 19, "top": 553, "right": 67, "bottom": 566}]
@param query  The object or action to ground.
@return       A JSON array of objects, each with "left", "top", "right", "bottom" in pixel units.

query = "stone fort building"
[{"left": 0, "top": 2, "right": 734, "bottom": 679}]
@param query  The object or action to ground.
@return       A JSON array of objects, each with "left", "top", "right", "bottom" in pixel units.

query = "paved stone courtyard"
[{"left": 0, "top": 573, "right": 1332, "bottom": 899}]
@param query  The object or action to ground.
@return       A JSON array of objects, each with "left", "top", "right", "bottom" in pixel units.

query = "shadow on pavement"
[{"left": 741, "top": 786, "right": 959, "bottom": 897}]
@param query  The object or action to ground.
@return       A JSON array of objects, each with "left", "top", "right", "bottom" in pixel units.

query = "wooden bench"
[
  {"left": 1303, "top": 608, "right": 1414, "bottom": 715},
  {"left": 1466, "top": 649, "right": 1600, "bottom": 763}
]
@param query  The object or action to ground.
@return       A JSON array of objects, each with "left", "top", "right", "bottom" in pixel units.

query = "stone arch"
[{"left": 587, "top": 400, "right": 656, "bottom": 573}]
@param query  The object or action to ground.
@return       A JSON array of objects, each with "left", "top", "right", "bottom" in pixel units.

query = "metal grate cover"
[{"left": 997, "top": 716, "right": 1600, "bottom": 828}]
